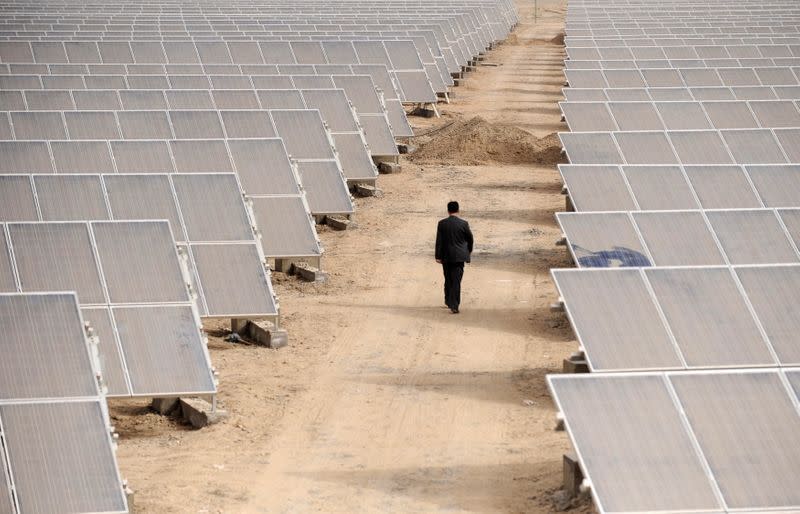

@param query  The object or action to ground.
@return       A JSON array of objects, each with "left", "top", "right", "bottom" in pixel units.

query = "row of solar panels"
[
  {"left": 566, "top": 36, "right": 800, "bottom": 46},
  {"left": 0, "top": 68, "right": 414, "bottom": 138},
  {"left": 558, "top": 208, "right": 800, "bottom": 267},
  {"left": 551, "top": 1, "right": 800, "bottom": 513},
  {"left": 0, "top": 40, "right": 443, "bottom": 101},
  {"left": 563, "top": 85, "right": 800, "bottom": 101},
  {"left": 566, "top": 67, "right": 800, "bottom": 88},
  {"left": 560, "top": 164, "right": 800, "bottom": 211},
  {"left": 568, "top": 44, "right": 800, "bottom": 60},
  {"left": 562, "top": 100, "right": 800, "bottom": 131}
]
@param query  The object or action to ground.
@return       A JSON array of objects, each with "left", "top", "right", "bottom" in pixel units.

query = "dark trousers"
[{"left": 442, "top": 262, "right": 465, "bottom": 310}]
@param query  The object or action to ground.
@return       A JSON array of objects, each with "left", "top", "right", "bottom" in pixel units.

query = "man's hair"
[{"left": 447, "top": 201, "right": 459, "bottom": 213}]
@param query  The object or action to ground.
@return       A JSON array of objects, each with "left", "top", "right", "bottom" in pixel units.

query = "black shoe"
[{"left": 450, "top": 308, "right": 459, "bottom": 314}]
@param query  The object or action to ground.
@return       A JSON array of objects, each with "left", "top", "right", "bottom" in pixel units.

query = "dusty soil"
[{"left": 113, "top": 1, "right": 593, "bottom": 512}]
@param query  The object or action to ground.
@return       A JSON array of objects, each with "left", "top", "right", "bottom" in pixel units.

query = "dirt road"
[{"left": 115, "top": 2, "right": 582, "bottom": 512}]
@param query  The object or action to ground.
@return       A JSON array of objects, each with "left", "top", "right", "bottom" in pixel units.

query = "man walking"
[{"left": 435, "top": 201, "right": 474, "bottom": 314}]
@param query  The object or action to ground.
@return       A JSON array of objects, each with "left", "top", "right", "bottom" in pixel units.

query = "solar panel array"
[
  {"left": 551, "top": 1, "right": 800, "bottom": 512},
  {"left": 0, "top": 0, "right": 516, "bottom": 511}
]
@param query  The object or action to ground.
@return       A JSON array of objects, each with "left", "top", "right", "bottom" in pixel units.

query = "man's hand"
[{"left": 436, "top": 259, "right": 442, "bottom": 264}]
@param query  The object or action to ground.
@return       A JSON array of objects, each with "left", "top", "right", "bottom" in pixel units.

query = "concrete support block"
[
  {"left": 325, "top": 216, "right": 351, "bottom": 231},
  {"left": 273, "top": 258, "right": 293, "bottom": 273},
  {"left": 550, "top": 301, "right": 565, "bottom": 313},
  {"left": 563, "top": 357, "right": 590, "bottom": 374},
  {"left": 231, "top": 319, "right": 288, "bottom": 349},
  {"left": 151, "top": 397, "right": 180, "bottom": 415},
  {"left": 563, "top": 453, "right": 584, "bottom": 498},
  {"left": 354, "top": 183, "right": 383, "bottom": 198},
  {"left": 555, "top": 236, "right": 567, "bottom": 246},
  {"left": 397, "top": 143, "right": 417, "bottom": 154},
  {"left": 379, "top": 162, "right": 402, "bottom": 174},
  {"left": 292, "top": 262, "right": 328, "bottom": 283},
  {"left": 180, "top": 398, "right": 228, "bottom": 429}
]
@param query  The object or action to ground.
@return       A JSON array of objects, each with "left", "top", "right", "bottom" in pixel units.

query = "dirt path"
[{"left": 115, "top": 2, "right": 582, "bottom": 513}]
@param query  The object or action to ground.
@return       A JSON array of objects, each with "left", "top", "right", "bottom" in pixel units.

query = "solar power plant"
[
  {"left": 0, "top": 220, "right": 216, "bottom": 398},
  {"left": 549, "top": 370, "right": 800, "bottom": 513},
  {"left": 553, "top": 0, "right": 800, "bottom": 512},
  {"left": 0, "top": 292, "right": 128, "bottom": 514},
  {"left": 0, "top": 0, "right": 521, "bottom": 511}
]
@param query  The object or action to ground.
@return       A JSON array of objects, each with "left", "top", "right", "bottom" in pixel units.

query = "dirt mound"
[{"left": 409, "top": 116, "right": 565, "bottom": 166}]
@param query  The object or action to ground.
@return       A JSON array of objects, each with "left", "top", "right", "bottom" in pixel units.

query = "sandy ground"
[{"left": 113, "top": 1, "right": 592, "bottom": 512}]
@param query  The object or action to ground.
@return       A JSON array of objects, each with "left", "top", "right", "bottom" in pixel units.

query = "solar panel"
[
  {"left": 633, "top": 211, "right": 725, "bottom": 265},
  {"left": 269, "top": 109, "right": 336, "bottom": 160},
  {"left": 560, "top": 133, "right": 622, "bottom": 164},
  {"left": 559, "top": 165, "right": 636, "bottom": 211},
  {"left": 220, "top": 110, "right": 276, "bottom": 138},
  {"left": 553, "top": 269, "right": 682, "bottom": 370},
  {"left": 683, "top": 165, "right": 762, "bottom": 209},
  {"left": 0, "top": 175, "right": 37, "bottom": 221},
  {"left": 52, "top": 140, "right": 115, "bottom": 173},
  {"left": 548, "top": 374, "right": 722, "bottom": 513},
  {"left": 707, "top": 209, "right": 799, "bottom": 264},
  {"left": 34, "top": 174, "right": 109, "bottom": 221},
  {"left": 332, "top": 132, "right": 378, "bottom": 181},
  {"left": 295, "top": 161, "right": 355, "bottom": 215},
  {"left": 670, "top": 371, "right": 800, "bottom": 509},
  {"left": 191, "top": 243, "right": 275, "bottom": 317},
  {"left": 557, "top": 212, "right": 650, "bottom": 267}
]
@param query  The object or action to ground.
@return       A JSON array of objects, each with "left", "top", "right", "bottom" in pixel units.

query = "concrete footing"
[
  {"left": 379, "top": 162, "right": 402, "bottom": 174},
  {"left": 180, "top": 398, "right": 228, "bottom": 429},
  {"left": 231, "top": 319, "right": 288, "bottom": 349},
  {"left": 563, "top": 356, "right": 590, "bottom": 374},
  {"left": 354, "top": 183, "right": 383, "bottom": 198},
  {"left": 563, "top": 452, "right": 584, "bottom": 498},
  {"left": 292, "top": 262, "right": 328, "bottom": 283},
  {"left": 325, "top": 216, "right": 352, "bottom": 231},
  {"left": 397, "top": 143, "right": 417, "bottom": 154},
  {"left": 151, "top": 397, "right": 180, "bottom": 415},
  {"left": 413, "top": 108, "right": 437, "bottom": 118}
]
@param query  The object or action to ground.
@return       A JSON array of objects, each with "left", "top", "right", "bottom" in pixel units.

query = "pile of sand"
[{"left": 409, "top": 116, "right": 565, "bottom": 166}]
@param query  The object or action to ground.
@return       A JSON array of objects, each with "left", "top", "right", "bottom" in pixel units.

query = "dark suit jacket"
[{"left": 436, "top": 215, "right": 474, "bottom": 263}]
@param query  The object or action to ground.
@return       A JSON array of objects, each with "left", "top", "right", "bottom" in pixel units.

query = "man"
[{"left": 435, "top": 201, "right": 474, "bottom": 314}]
